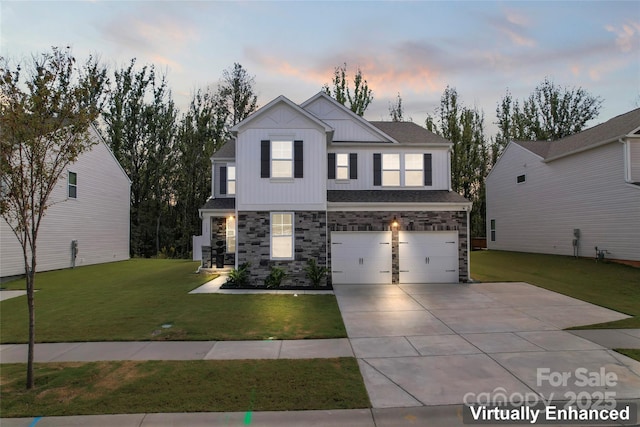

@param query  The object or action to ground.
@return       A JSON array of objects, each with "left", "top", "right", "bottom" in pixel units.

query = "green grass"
[
  {"left": 0, "top": 358, "right": 370, "bottom": 417},
  {"left": 0, "top": 259, "right": 346, "bottom": 343},
  {"left": 471, "top": 250, "right": 640, "bottom": 328},
  {"left": 615, "top": 349, "right": 640, "bottom": 362}
]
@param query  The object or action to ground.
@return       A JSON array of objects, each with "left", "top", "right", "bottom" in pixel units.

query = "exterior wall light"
[{"left": 391, "top": 216, "right": 399, "bottom": 228}]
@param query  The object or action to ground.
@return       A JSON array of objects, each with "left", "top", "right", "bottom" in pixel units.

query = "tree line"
[
  {"left": 0, "top": 50, "right": 604, "bottom": 390},
  {"left": 4, "top": 50, "right": 604, "bottom": 260}
]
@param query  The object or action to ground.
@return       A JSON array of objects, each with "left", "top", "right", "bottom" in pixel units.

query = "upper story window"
[
  {"left": 517, "top": 174, "right": 526, "bottom": 184},
  {"left": 382, "top": 154, "right": 400, "bottom": 186},
  {"left": 404, "top": 154, "right": 423, "bottom": 187},
  {"left": 68, "top": 171, "right": 77, "bottom": 199},
  {"left": 219, "top": 164, "right": 235, "bottom": 196},
  {"left": 374, "top": 153, "right": 432, "bottom": 187},
  {"left": 261, "top": 140, "right": 303, "bottom": 179},
  {"left": 336, "top": 154, "right": 349, "bottom": 180},
  {"left": 271, "top": 140, "right": 293, "bottom": 178},
  {"left": 328, "top": 153, "right": 358, "bottom": 180},
  {"left": 227, "top": 166, "right": 236, "bottom": 195}
]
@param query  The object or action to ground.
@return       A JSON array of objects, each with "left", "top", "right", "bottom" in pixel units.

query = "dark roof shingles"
[
  {"left": 328, "top": 190, "right": 469, "bottom": 204},
  {"left": 516, "top": 108, "right": 640, "bottom": 160},
  {"left": 201, "top": 198, "right": 235, "bottom": 210},
  {"left": 369, "top": 121, "right": 452, "bottom": 145}
]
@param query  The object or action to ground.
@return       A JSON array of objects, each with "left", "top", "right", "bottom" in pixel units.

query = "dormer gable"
[
  {"left": 231, "top": 95, "right": 333, "bottom": 141},
  {"left": 301, "top": 92, "right": 397, "bottom": 144}
]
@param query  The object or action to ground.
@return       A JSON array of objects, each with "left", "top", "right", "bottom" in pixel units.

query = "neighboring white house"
[
  {"left": 194, "top": 92, "right": 472, "bottom": 285},
  {"left": 486, "top": 108, "right": 640, "bottom": 262},
  {"left": 1, "top": 125, "right": 131, "bottom": 278}
]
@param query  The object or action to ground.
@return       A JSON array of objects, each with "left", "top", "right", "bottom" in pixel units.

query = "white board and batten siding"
[
  {"left": 486, "top": 141, "right": 640, "bottom": 261},
  {"left": 1, "top": 133, "right": 130, "bottom": 278},
  {"left": 327, "top": 147, "right": 450, "bottom": 191},
  {"left": 235, "top": 103, "right": 327, "bottom": 211},
  {"left": 303, "top": 95, "right": 388, "bottom": 143}
]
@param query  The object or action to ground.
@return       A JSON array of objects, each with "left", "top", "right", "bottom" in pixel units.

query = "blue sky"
[{"left": 2, "top": 1, "right": 639, "bottom": 137}]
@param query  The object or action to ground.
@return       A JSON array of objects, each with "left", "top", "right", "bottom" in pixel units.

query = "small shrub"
[
  {"left": 305, "top": 259, "right": 328, "bottom": 287},
  {"left": 226, "top": 262, "right": 250, "bottom": 287},
  {"left": 264, "top": 266, "right": 287, "bottom": 288}
]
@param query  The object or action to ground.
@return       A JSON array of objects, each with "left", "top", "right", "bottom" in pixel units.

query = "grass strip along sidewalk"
[
  {"left": 0, "top": 358, "right": 370, "bottom": 417},
  {"left": 0, "top": 259, "right": 364, "bottom": 417},
  {"left": 470, "top": 250, "right": 640, "bottom": 329}
]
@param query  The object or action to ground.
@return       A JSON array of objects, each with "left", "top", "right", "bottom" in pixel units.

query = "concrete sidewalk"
[
  {"left": 3, "top": 403, "right": 639, "bottom": 426},
  {"left": 0, "top": 338, "right": 353, "bottom": 363}
]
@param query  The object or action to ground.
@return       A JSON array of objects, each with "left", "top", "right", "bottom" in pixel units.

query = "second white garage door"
[
  {"left": 331, "top": 231, "right": 392, "bottom": 284},
  {"left": 399, "top": 231, "right": 459, "bottom": 283}
]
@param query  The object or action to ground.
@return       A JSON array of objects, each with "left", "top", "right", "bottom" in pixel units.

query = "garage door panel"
[
  {"left": 331, "top": 232, "right": 392, "bottom": 284},
  {"left": 399, "top": 231, "right": 459, "bottom": 283}
]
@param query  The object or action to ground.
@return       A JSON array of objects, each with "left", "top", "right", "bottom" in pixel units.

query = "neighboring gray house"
[
  {"left": 486, "top": 108, "right": 640, "bottom": 262},
  {"left": 1, "top": 125, "right": 131, "bottom": 278},
  {"left": 193, "top": 92, "right": 471, "bottom": 285}
]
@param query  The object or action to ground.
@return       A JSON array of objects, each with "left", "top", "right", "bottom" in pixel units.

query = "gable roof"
[
  {"left": 230, "top": 95, "right": 334, "bottom": 136},
  {"left": 301, "top": 92, "right": 398, "bottom": 144},
  {"left": 512, "top": 140, "right": 551, "bottom": 158},
  {"left": 369, "top": 121, "right": 453, "bottom": 146},
  {"left": 514, "top": 108, "right": 640, "bottom": 162}
]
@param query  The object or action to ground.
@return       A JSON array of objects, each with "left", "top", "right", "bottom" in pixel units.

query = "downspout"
[
  {"left": 447, "top": 148, "right": 453, "bottom": 191},
  {"left": 466, "top": 206, "right": 471, "bottom": 283}
]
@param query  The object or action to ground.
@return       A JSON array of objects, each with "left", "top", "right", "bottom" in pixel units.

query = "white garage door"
[
  {"left": 399, "top": 231, "right": 458, "bottom": 283},
  {"left": 331, "top": 231, "right": 392, "bottom": 284}
]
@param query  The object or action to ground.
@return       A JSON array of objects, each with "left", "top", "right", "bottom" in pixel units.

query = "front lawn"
[
  {"left": 0, "top": 259, "right": 346, "bottom": 343},
  {"left": 471, "top": 250, "right": 640, "bottom": 328},
  {"left": 0, "top": 358, "right": 370, "bottom": 417}
]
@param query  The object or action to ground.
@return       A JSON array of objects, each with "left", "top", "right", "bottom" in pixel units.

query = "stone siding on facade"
[{"left": 236, "top": 211, "right": 328, "bottom": 286}]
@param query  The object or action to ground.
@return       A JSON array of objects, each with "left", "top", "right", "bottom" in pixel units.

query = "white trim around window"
[
  {"left": 227, "top": 165, "right": 236, "bottom": 195},
  {"left": 336, "top": 153, "right": 349, "bottom": 180},
  {"left": 404, "top": 153, "right": 423, "bottom": 187},
  {"left": 270, "top": 212, "right": 294, "bottom": 260},
  {"left": 382, "top": 153, "right": 400, "bottom": 186},
  {"left": 271, "top": 140, "right": 293, "bottom": 179},
  {"left": 68, "top": 171, "right": 77, "bottom": 199}
]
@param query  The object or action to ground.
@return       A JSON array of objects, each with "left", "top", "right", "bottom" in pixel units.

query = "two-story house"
[
  {"left": 194, "top": 92, "right": 472, "bottom": 285},
  {"left": 486, "top": 108, "right": 640, "bottom": 262},
  {"left": 1, "top": 125, "right": 131, "bottom": 278}
]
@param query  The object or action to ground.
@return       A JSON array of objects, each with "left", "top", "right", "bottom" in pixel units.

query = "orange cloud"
[{"left": 605, "top": 21, "right": 640, "bottom": 53}]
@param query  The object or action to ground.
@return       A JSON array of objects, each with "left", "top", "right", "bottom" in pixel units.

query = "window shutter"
[
  {"left": 349, "top": 153, "right": 358, "bottom": 179},
  {"left": 328, "top": 153, "right": 336, "bottom": 179},
  {"left": 220, "top": 166, "right": 227, "bottom": 195},
  {"left": 424, "top": 154, "right": 432, "bottom": 186},
  {"left": 261, "top": 140, "right": 270, "bottom": 178},
  {"left": 373, "top": 153, "right": 381, "bottom": 186},
  {"left": 294, "top": 140, "right": 303, "bottom": 178}
]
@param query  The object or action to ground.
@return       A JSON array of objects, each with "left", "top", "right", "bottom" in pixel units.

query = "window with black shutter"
[
  {"left": 219, "top": 166, "right": 227, "bottom": 195},
  {"left": 294, "top": 140, "right": 303, "bottom": 178},
  {"left": 424, "top": 153, "right": 432, "bottom": 186},
  {"left": 373, "top": 153, "right": 381, "bottom": 186},
  {"left": 261, "top": 140, "right": 270, "bottom": 178}
]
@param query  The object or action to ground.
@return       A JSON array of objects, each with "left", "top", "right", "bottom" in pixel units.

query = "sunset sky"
[{"left": 2, "top": 1, "right": 638, "bottom": 136}]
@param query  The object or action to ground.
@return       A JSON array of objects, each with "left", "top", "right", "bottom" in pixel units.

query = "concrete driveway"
[{"left": 334, "top": 282, "right": 640, "bottom": 409}]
